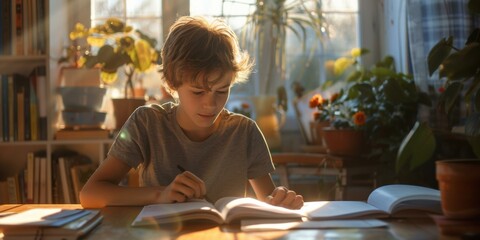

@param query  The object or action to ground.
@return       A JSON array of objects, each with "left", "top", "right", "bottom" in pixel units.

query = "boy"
[{"left": 80, "top": 16, "right": 303, "bottom": 209}]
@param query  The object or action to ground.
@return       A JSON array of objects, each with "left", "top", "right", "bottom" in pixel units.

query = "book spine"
[
  {"left": 59, "top": 157, "right": 72, "bottom": 204},
  {"left": 29, "top": 74, "right": 38, "bottom": 141},
  {"left": 6, "top": 176, "right": 19, "bottom": 203},
  {"left": 1, "top": 75, "right": 8, "bottom": 141},
  {"left": 46, "top": 155, "right": 52, "bottom": 203},
  {"left": 35, "top": 66, "right": 47, "bottom": 140},
  {"left": 34, "top": 153, "right": 40, "bottom": 203},
  {"left": 26, "top": 151, "right": 34, "bottom": 203},
  {"left": 16, "top": 86, "right": 25, "bottom": 141},
  {"left": 7, "top": 75, "right": 14, "bottom": 141},
  {"left": 14, "top": 0, "right": 23, "bottom": 56}
]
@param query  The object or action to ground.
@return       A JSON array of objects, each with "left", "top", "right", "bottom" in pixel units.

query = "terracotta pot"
[
  {"left": 309, "top": 121, "right": 330, "bottom": 146},
  {"left": 322, "top": 127, "right": 364, "bottom": 156},
  {"left": 111, "top": 98, "right": 146, "bottom": 130},
  {"left": 436, "top": 159, "right": 480, "bottom": 219}
]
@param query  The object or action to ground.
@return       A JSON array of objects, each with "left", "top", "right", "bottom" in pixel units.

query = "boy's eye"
[
  {"left": 217, "top": 90, "right": 228, "bottom": 94},
  {"left": 193, "top": 91, "right": 204, "bottom": 95}
]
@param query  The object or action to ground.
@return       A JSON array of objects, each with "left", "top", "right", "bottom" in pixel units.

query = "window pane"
[
  {"left": 126, "top": 0, "right": 161, "bottom": 17},
  {"left": 91, "top": 0, "right": 125, "bottom": 19},
  {"left": 321, "top": 0, "right": 358, "bottom": 12},
  {"left": 127, "top": 19, "right": 163, "bottom": 49},
  {"left": 322, "top": 13, "right": 359, "bottom": 57}
]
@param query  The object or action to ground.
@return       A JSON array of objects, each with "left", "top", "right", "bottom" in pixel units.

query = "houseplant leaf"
[
  {"left": 443, "top": 81, "right": 463, "bottom": 114},
  {"left": 427, "top": 37, "right": 453, "bottom": 76},
  {"left": 396, "top": 122, "right": 436, "bottom": 173},
  {"left": 441, "top": 43, "right": 480, "bottom": 80}
]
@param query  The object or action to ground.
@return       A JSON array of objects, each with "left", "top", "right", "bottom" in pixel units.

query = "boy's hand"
[
  {"left": 159, "top": 171, "right": 206, "bottom": 203},
  {"left": 266, "top": 186, "right": 304, "bottom": 209}
]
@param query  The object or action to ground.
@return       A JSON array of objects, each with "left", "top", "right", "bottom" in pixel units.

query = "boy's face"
[{"left": 176, "top": 71, "right": 234, "bottom": 134}]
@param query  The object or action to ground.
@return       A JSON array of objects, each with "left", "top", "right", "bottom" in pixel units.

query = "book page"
[
  {"left": 304, "top": 201, "right": 389, "bottom": 220},
  {"left": 132, "top": 199, "right": 223, "bottom": 226},
  {"left": 213, "top": 197, "right": 305, "bottom": 223},
  {"left": 367, "top": 184, "right": 441, "bottom": 214}
]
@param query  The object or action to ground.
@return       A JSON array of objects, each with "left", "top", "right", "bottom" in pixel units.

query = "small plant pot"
[
  {"left": 436, "top": 159, "right": 480, "bottom": 219},
  {"left": 322, "top": 127, "right": 364, "bottom": 156}
]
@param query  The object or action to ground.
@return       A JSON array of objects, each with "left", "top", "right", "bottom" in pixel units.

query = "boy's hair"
[{"left": 160, "top": 16, "right": 253, "bottom": 91}]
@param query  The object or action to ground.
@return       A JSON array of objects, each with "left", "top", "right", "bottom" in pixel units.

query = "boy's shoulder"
[
  {"left": 131, "top": 102, "right": 176, "bottom": 121},
  {"left": 221, "top": 109, "right": 256, "bottom": 126}
]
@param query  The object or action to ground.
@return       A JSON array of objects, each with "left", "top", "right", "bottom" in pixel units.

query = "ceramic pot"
[
  {"left": 322, "top": 127, "right": 364, "bottom": 156},
  {"left": 111, "top": 98, "right": 146, "bottom": 130},
  {"left": 436, "top": 159, "right": 480, "bottom": 219}
]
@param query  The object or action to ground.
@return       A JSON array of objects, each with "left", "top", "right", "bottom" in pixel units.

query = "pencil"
[{"left": 176, "top": 165, "right": 213, "bottom": 203}]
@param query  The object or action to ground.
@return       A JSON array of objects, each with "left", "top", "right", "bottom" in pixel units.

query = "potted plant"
[
  {"left": 397, "top": 0, "right": 480, "bottom": 220},
  {"left": 316, "top": 48, "right": 430, "bottom": 169},
  {"left": 68, "top": 18, "right": 160, "bottom": 129},
  {"left": 223, "top": 0, "right": 327, "bottom": 150}
]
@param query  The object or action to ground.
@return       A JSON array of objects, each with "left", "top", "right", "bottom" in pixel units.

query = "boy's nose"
[{"left": 203, "top": 93, "right": 216, "bottom": 109}]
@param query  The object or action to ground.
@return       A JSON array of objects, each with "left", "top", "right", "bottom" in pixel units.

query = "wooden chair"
[{"left": 271, "top": 152, "right": 346, "bottom": 200}]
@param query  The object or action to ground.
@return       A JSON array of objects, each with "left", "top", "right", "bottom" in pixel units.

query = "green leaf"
[
  {"left": 443, "top": 82, "right": 463, "bottom": 114},
  {"left": 383, "top": 78, "right": 406, "bottom": 104},
  {"left": 468, "top": 0, "right": 480, "bottom": 14},
  {"left": 441, "top": 43, "right": 480, "bottom": 80},
  {"left": 370, "top": 67, "right": 395, "bottom": 80},
  {"left": 346, "top": 70, "right": 362, "bottom": 82},
  {"left": 468, "top": 135, "right": 480, "bottom": 159},
  {"left": 464, "top": 73, "right": 480, "bottom": 113},
  {"left": 465, "top": 113, "right": 480, "bottom": 136},
  {"left": 396, "top": 122, "right": 436, "bottom": 173},
  {"left": 428, "top": 37, "right": 453, "bottom": 76}
]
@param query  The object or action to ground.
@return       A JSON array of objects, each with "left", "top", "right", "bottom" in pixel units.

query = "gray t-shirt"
[{"left": 108, "top": 103, "right": 275, "bottom": 202}]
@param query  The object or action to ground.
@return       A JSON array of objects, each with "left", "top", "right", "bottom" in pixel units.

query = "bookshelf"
[{"left": 0, "top": 0, "right": 113, "bottom": 204}]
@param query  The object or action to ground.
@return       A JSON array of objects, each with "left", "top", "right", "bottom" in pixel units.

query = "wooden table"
[{"left": 0, "top": 204, "right": 461, "bottom": 240}]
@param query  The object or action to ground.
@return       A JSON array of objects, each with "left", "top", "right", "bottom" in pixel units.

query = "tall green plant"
[{"left": 223, "top": 0, "right": 327, "bottom": 110}]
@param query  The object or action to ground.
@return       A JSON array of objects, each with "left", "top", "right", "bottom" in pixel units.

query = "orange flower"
[
  {"left": 309, "top": 94, "right": 323, "bottom": 108},
  {"left": 241, "top": 102, "right": 250, "bottom": 109},
  {"left": 353, "top": 111, "right": 366, "bottom": 126}
]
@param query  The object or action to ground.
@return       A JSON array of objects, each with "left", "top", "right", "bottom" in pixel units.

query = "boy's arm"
[
  {"left": 80, "top": 155, "right": 206, "bottom": 208},
  {"left": 79, "top": 155, "right": 164, "bottom": 208},
  {"left": 249, "top": 174, "right": 304, "bottom": 209}
]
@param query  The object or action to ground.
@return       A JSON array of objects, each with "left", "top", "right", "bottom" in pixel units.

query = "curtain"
[{"left": 406, "top": 0, "right": 478, "bottom": 125}]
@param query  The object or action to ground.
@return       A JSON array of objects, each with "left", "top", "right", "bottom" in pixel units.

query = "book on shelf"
[
  {"left": 70, "top": 164, "right": 96, "bottom": 203},
  {"left": 132, "top": 184, "right": 442, "bottom": 226},
  {"left": 0, "top": 208, "right": 102, "bottom": 240},
  {"left": 55, "top": 129, "right": 110, "bottom": 140},
  {"left": 58, "top": 154, "right": 93, "bottom": 204}
]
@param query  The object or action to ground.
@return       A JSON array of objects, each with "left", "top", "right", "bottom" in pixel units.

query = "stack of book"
[{"left": 0, "top": 208, "right": 102, "bottom": 239}]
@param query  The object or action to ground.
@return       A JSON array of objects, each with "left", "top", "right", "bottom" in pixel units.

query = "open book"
[
  {"left": 132, "top": 197, "right": 305, "bottom": 226},
  {"left": 305, "top": 184, "right": 442, "bottom": 220},
  {"left": 132, "top": 184, "right": 442, "bottom": 226}
]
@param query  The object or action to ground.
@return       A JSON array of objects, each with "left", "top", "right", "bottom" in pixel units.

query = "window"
[
  {"left": 191, "top": 0, "right": 359, "bottom": 98},
  {"left": 91, "top": 0, "right": 162, "bottom": 47},
  {"left": 90, "top": 0, "right": 163, "bottom": 99},
  {"left": 90, "top": 0, "right": 359, "bottom": 99}
]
